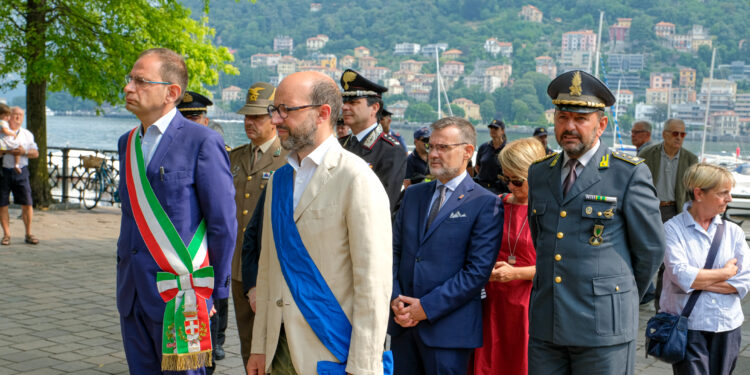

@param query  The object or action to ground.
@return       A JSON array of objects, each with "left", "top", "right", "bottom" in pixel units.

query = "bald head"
[{"left": 279, "top": 71, "right": 341, "bottom": 128}]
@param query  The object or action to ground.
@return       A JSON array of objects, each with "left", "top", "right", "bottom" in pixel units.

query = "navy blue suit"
[
  {"left": 390, "top": 176, "right": 502, "bottom": 374},
  {"left": 117, "top": 112, "right": 236, "bottom": 374}
]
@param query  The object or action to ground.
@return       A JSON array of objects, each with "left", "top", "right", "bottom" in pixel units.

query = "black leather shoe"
[{"left": 214, "top": 345, "right": 225, "bottom": 360}]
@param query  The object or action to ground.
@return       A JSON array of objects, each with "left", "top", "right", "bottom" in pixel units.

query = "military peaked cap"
[
  {"left": 547, "top": 70, "right": 615, "bottom": 113},
  {"left": 340, "top": 69, "right": 387, "bottom": 100},
  {"left": 237, "top": 82, "right": 276, "bottom": 116},
  {"left": 178, "top": 91, "right": 213, "bottom": 117}
]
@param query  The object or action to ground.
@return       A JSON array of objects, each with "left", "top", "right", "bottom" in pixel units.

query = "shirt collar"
[
  {"left": 355, "top": 122, "right": 379, "bottom": 142},
  {"left": 287, "top": 135, "right": 339, "bottom": 171},
  {"left": 681, "top": 201, "right": 723, "bottom": 232},
  {"left": 255, "top": 135, "right": 277, "bottom": 154},
  {"left": 436, "top": 171, "right": 468, "bottom": 192},
  {"left": 563, "top": 139, "right": 600, "bottom": 168},
  {"left": 661, "top": 144, "right": 681, "bottom": 160},
  {"left": 142, "top": 107, "right": 177, "bottom": 135}
]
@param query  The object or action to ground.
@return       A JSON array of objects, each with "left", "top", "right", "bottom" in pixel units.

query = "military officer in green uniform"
[
  {"left": 339, "top": 69, "right": 406, "bottom": 212},
  {"left": 527, "top": 70, "right": 665, "bottom": 375},
  {"left": 229, "top": 82, "right": 289, "bottom": 367}
]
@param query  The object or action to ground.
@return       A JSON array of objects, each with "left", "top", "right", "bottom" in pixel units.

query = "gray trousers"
[
  {"left": 528, "top": 338, "right": 635, "bottom": 375},
  {"left": 673, "top": 327, "right": 741, "bottom": 375}
]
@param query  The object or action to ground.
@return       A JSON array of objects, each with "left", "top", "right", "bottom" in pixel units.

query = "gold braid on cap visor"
[{"left": 552, "top": 93, "right": 606, "bottom": 108}]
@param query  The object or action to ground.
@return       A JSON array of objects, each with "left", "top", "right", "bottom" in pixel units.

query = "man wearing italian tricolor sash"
[
  {"left": 246, "top": 71, "right": 393, "bottom": 375},
  {"left": 118, "top": 48, "right": 236, "bottom": 374}
]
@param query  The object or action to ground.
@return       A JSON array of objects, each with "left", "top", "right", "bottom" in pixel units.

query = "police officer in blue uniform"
[
  {"left": 474, "top": 119, "right": 509, "bottom": 194},
  {"left": 339, "top": 69, "right": 406, "bottom": 212},
  {"left": 527, "top": 70, "right": 665, "bottom": 375}
]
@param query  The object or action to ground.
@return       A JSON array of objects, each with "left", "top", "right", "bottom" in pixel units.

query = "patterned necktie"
[
  {"left": 562, "top": 159, "right": 579, "bottom": 197},
  {"left": 426, "top": 185, "right": 447, "bottom": 231}
]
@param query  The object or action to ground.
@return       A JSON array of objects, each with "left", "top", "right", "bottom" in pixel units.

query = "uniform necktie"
[
  {"left": 562, "top": 159, "right": 579, "bottom": 197},
  {"left": 251, "top": 146, "right": 262, "bottom": 169},
  {"left": 426, "top": 185, "right": 447, "bottom": 231}
]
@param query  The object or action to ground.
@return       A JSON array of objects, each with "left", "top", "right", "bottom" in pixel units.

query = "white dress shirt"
[
  {"left": 661, "top": 202, "right": 750, "bottom": 332},
  {"left": 287, "top": 135, "right": 339, "bottom": 210},
  {"left": 354, "top": 122, "right": 378, "bottom": 142},
  {"left": 2, "top": 127, "right": 37, "bottom": 169},
  {"left": 141, "top": 107, "right": 177, "bottom": 167}
]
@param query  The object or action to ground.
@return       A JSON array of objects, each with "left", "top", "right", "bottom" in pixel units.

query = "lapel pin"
[{"left": 458, "top": 194, "right": 464, "bottom": 200}]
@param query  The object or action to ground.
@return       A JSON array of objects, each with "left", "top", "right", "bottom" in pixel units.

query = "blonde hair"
[
  {"left": 683, "top": 163, "right": 735, "bottom": 201},
  {"left": 498, "top": 137, "right": 546, "bottom": 178}
]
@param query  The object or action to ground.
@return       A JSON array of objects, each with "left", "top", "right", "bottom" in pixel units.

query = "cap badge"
[
  {"left": 342, "top": 71, "right": 356, "bottom": 90},
  {"left": 569, "top": 71, "right": 582, "bottom": 96},
  {"left": 183, "top": 92, "right": 193, "bottom": 103},
  {"left": 247, "top": 87, "right": 265, "bottom": 101}
]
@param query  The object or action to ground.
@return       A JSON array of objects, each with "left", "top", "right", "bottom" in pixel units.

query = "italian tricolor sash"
[{"left": 124, "top": 127, "right": 213, "bottom": 371}]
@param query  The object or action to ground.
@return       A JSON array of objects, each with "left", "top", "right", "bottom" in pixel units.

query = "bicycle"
[{"left": 81, "top": 155, "right": 120, "bottom": 209}]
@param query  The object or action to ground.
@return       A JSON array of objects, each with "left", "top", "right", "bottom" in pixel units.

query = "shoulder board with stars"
[
  {"left": 380, "top": 132, "right": 399, "bottom": 146},
  {"left": 533, "top": 152, "right": 558, "bottom": 165},
  {"left": 611, "top": 150, "right": 644, "bottom": 166}
]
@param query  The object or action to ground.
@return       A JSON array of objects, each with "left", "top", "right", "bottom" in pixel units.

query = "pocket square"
[{"left": 449, "top": 211, "right": 467, "bottom": 219}]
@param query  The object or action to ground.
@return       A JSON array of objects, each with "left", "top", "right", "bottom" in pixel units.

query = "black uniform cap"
[
  {"left": 547, "top": 70, "right": 615, "bottom": 113},
  {"left": 178, "top": 91, "right": 213, "bottom": 117},
  {"left": 340, "top": 69, "right": 387, "bottom": 101}
]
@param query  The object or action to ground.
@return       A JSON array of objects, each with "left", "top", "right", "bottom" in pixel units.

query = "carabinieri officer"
[{"left": 526, "top": 70, "right": 665, "bottom": 375}]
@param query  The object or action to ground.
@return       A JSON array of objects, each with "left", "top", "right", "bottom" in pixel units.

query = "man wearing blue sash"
[
  {"left": 117, "top": 48, "right": 236, "bottom": 374},
  {"left": 247, "top": 71, "right": 393, "bottom": 375},
  {"left": 389, "top": 117, "right": 503, "bottom": 374}
]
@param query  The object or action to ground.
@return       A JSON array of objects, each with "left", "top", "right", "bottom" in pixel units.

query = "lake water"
[{"left": 41, "top": 115, "right": 750, "bottom": 160}]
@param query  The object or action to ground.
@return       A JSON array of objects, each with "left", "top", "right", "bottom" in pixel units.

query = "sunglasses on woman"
[{"left": 500, "top": 175, "right": 526, "bottom": 187}]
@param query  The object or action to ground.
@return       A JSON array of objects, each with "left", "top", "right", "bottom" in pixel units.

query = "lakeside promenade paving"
[{"left": 0, "top": 206, "right": 749, "bottom": 374}]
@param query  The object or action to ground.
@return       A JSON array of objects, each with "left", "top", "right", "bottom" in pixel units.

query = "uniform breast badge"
[
  {"left": 589, "top": 224, "right": 604, "bottom": 246},
  {"left": 262, "top": 172, "right": 272, "bottom": 180}
]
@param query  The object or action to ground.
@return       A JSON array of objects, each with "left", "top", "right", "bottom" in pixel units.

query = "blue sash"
[{"left": 271, "top": 164, "right": 393, "bottom": 375}]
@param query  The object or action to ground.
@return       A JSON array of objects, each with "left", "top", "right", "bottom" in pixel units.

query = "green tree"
[
  {"left": 0, "top": 0, "right": 237, "bottom": 206},
  {"left": 448, "top": 104, "right": 465, "bottom": 119},
  {"left": 480, "top": 99, "right": 495, "bottom": 123},
  {"left": 405, "top": 102, "right": 436, "bottom": 123}
]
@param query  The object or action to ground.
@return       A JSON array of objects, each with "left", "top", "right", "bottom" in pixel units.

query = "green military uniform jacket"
[
  {"left": 229, "top": 137, "right": 288, "bottom": 283},
  {"left": 527, "top": 145, "right": 665, "bottom": 347}
]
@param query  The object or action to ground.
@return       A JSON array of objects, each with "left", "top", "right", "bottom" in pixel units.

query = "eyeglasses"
[
  {"left": 499, "top": 175, "right": 527, "bottom": 187},
  {"left": 426, "top": 143, "right": 466, "bottom": 153},
  {"left": 630, "top": 130, "right": 647, "bottom": 135},
  {"left": 267, "top": 104, "right": 322, "bottom": 119},
  {"left": 125, "top": 75, "right": 171, "bottom": 86},
  {"left": 669, "top": 131, "right": 687, "bottom": 138}
]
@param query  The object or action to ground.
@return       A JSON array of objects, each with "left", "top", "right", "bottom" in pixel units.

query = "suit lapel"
[
  {"left": 251, "top": 138, "right": 282, "bottom": 175},
  {"left": 422, "top": 177, "right": 473, "bottom": 243},
  {"left": 546, "top": 153, "right": 564, "bottom": 205},
  {"left": 418, "top": 181, "right": 437, "bottom": 243},
  {"left": 146, "top": 113, "right": 183, "bottom": 181},
  {"left": 562, "top": 146, "right": 607, "bottom": 205},
  {"left": 293, "top": 145, "right": 339, "bottom": 221}
]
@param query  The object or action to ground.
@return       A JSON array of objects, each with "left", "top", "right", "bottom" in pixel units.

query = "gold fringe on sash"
[{"left": 161, "top": 350, "right": 213, "bottom": 371}]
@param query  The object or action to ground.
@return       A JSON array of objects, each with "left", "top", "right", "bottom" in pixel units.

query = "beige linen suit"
[
  {"left": 229, "top": 137, "right": 288, "bottom": 363},
  {"left": 251, "top": 143, "right": 393, "bottom": 375}
]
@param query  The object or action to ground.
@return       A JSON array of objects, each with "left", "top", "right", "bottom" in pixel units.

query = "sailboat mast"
[
  {"left": 436, "top": 46, "right": 442, "bottom": 119},
  {"left": 593, "top": 11, "right": 604, "bottom": 77},
  {"left": 700, "top": 48, "right": 716, "bottom": 160}
]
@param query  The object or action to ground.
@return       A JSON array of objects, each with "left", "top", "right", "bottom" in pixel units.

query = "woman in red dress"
[{"left": 472, "top": 137, "right": 546, "bottom": 375}]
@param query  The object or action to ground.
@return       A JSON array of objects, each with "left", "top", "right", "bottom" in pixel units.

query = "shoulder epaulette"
[
  {"left": 381, "top": 132, "right": 399, "bottom": 146},
  {"left": 611, "top": 150, "right": 644, "bottom": 165},
  {"left": 533, "top": 152, "right": 558, "bottom": 165},
  {"left": 229, "top": 143, "right": 250, "bottom": 153}
]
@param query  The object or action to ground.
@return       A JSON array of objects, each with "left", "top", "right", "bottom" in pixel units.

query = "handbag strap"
[{"left": 680, "top": 219, "right": 725, "bottom": 318}]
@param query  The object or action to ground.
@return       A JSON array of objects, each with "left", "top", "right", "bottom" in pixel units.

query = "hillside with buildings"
[{"left": 31, "top": 0, "right": 750, "bottom": 136}]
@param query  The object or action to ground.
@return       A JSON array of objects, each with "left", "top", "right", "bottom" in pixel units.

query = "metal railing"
[{"left": 47, "top": 147, "right": 120, "bottom": 206}]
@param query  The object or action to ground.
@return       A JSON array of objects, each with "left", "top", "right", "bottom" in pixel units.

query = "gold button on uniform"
[
  {"left": 242, "top": 209, "right": 248, "bottom": 215},
  {"left": 247, "top": 176, "right": 252, "bottom": 181},
  {"left": 242, "top": 227, "right": 246, "bottom": 232},
  {"left": 557, "top": 232, "right": 564, "bottom": 239},
  {"left": 533, "top": 209, "right": 537, "bottom": 214},
  {"left": 555, "top": 254, "right": 562, "bottom": 261},
  {"left": 276, "top": 299, "right": 283, "bottom": 307},
  {"left": 555, "top": 276, "right": 562, "bottom": 283},
  {"left": 615, "top": 286, "right": 620, "bottom": 292},
  {"left": 245, "top": 193, "right": 250, "bottom": 198},
  {"left": 597, "top": 212, "right": 602, "bottom": 216},
  {"left": 560, "top": 211, "right": 567, "bottom": 218}
]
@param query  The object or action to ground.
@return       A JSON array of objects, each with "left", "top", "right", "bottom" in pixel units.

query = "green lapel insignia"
[{"left": 274, "top": 147, "right": 282, "bottom": 156}]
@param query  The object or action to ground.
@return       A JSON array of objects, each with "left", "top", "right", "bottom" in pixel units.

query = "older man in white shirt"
[{"left": 0, "top": 107, "right": 39, "bottom": 245}]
